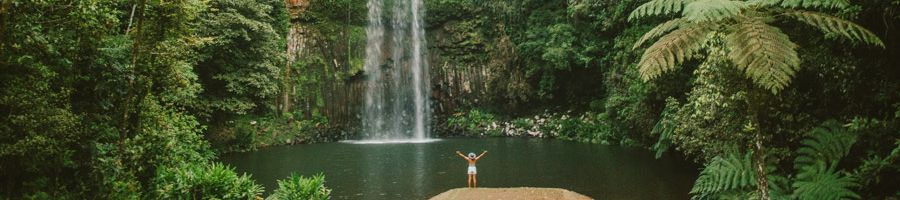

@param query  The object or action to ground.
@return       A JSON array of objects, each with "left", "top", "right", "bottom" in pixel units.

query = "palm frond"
[
  {"left": 683, "top": 0, "right": 747, "bottom": 22},
  {"left": 634, "top": 18, "right": 687, "bottom": 50},
  {"left": 629, "top": 0, "right": 696, "bottom": 21},
  {"left": 725, "top": 18, "right": 799, "bottom": 94},
  {"left": 690, "top": 153, "right": 757, "bottom": 199},
  {"left": 637, "top": 23, "right": 712, "bottom": 81},
  {"left": 784, "top": 11, "right": 885, "bottom": 48},
  {"left": 793, "top": 162, "right": 861, "bottom": 200},
  {"left": 794, "top": 120, "right": 857, "bottom": 170}
]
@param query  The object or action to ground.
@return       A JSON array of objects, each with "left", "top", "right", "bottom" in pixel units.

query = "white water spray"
[{"left": 361, "top": 0, "right": 431, "bottom": 141}]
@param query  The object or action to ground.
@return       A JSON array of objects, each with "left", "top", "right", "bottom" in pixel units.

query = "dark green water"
[{"left": 221, "top": 138, "right": 698, "bottom": 199}]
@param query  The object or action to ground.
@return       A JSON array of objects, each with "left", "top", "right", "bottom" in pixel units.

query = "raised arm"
[
  {"left": 455, "top": 151, "right": 468, "bottom": 159},
  {"left": 475, "top": 151, "right": 487, "bottom": 160}
]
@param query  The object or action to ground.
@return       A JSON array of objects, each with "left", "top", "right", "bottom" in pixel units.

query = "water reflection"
[{"left": 222, "top": 138, "right": 698, "bottom": 199}]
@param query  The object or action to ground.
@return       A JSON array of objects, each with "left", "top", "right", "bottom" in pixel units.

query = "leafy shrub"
[
  {"left": 446, "top": 109, "right": 623, "bottom": 144},
  {"left": 151, "top": 162, "right": 263, "bottom": 200},
  {"left": 446, "top": 109, "right": 501, "bottom": 136},
  {"left": 267, "top": 173, "right": 331, "bottom": 200},
  {"left": 232, "top": 120, "right": 258, "bottom": 151},
  {"left": 690, "top": 121, "right": 861, "bottom": 200}
]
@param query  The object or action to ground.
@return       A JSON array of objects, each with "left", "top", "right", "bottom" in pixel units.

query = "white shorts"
[{"left": 467, "top": 166, "right": 477, "bottom": 174}]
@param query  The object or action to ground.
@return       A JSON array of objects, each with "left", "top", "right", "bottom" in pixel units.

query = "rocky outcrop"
[{"left": 430, "top": 187, "right": 593, "bottom": 200}]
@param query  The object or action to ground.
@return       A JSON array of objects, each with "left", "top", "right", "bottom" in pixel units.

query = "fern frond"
[
  {"left": 749, "top": 0, "right": 849, "bottom": 10},
  {"left": 652, "top": 98, "right": 680, "bottom": 158},
  {"left": 637, "top": 23, "right": 712, "bottom": 81},
  {"left": 794, "top": 120, "right": 857, "bottom": 170},
  {"left": 683, "top": 0, "right": 747, "bottom": 22},
  {"left": 634, "top": 18, "right": 687, "bottom": 50},
  {"left": 690, "top": 153, "right": 757, "bottom": 199},
  {"left": 725, "top": 18, "right": 799, "bottom": 94},
  {"left": 784, "top": 11, "right": 885, "bottom": 48},
  {"left": 793, "top": 162, "right": 861, "bottom": 200},
  {"left": 629, "top": 0, "right": 696, "bottom": 21}
]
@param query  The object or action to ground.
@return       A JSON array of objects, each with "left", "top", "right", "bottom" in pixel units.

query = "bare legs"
[{"left": 466, "top": 174, "right": 478, "bottom": 188}]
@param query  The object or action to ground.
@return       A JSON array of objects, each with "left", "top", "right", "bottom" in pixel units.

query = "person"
[{"left": 455, "top": 150, "right": 487, "bottom": 188}]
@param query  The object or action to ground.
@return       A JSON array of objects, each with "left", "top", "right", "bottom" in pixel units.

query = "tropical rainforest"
[{"left": 1, "top": 0, "right": 898, "bottom": 199}]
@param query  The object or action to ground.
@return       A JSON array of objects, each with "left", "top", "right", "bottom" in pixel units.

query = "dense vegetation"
[
  {"left": 0, "top": 0, "right": 333, "bottom": 198},
  {"left": 434, "top": 0, "right": 900, "bottom": 199},
  {"left": 2, "top": 0, "right": 898, "bottom": 199}
]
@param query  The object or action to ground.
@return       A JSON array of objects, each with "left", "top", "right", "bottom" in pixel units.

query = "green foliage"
[
  {"left": 631, "top": 0, "right": 884, "bottom": 94},
  {"left": 446, "top": 109, "right": 624, "bottom": 144},
  {"left": 784, "top": 11, "right": 885, "bottom": 47},
  {"left": 211, "top": 115, "right": 333, "bottom": 152},
  {"left": 660, "top": 43, "right": 752, "bottom": 159},
  {"left": 633, "top": 18, "right": 687, "bottom": 50},
  {"left": 726, "top": 18, "right": 800, "bottom": 93},
  {"left": 791, "top": 121, "right": 861, "bottom": 200},
  {"left": 682, "top": 0, "right": 746, "bottom": 22},
  {"left": 0, "top": 0, "right": 276, "bottom": 198},
  {"left": 151, "top": 162, "right": 263, "bottom": 200},
  {"left": 637, "top": 23, "right": 711, "bottom": 81},
  {"left": 267, "top": 173, "right": 332, "bottom": 200},
  {"left": 629, "top": 0, "right": 694, "bottom": 21},
  {"left": 446, "top": 109, "right": 501, "bottom": 136},
  {"left": 793, "top": 162, "right": 860, "bottom": 200},
  {"left": 690, "top": 153, "right": 758, "bottom": 199},
  {"left": 689, "top": 121, "right": 864, "bottom": 199},
  {"left": 652, "top": 98, "right": 679, "bottom": 158},
  {"left": 195, "top": 0, "right": 288, "bottom": 118},
  {"left": 751, "top": 0, "right": 850, "bottom": 9},
  {"left": 794, "top": 121, "right": 857, "bottom": 169}
]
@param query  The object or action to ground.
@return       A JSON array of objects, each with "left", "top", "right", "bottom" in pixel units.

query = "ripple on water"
[{"left": 339, "top": 139, "right": 442, "bottom": 144}]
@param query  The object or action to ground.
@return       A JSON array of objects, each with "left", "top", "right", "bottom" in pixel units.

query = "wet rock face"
[{"left": 286, "top": 0, "right": 310, "bottom": 17}]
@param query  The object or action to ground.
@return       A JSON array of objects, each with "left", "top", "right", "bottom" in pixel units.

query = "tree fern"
[
  {"left": 691, "top": 153, "right": 757, "bottom": 199},
  {"left": 629, "top": 0, "right": 696, "bottom": 21},
  {"left": 794, "top": 120, "right": 858, "bottom": 169},
  {"left": 784, "top": 11, "right": 885, "bottom": 48},
  {"left": 682, "top": 0, "right": 747, "bottom": 22},
  {"left": 793, "top": 162, "right": 861, "bottom": 200},
  {"left": 725, "top": 18, "right": 800, "bottom": 93},
  {"left": 634, "top": 18, "right": 687, "bottom": 50},
  {"left": 638, "top": 23, "right": 712, "bottom": 81},
  {"left": 749, "top": 0, "right": 849, "bottom": 10}
]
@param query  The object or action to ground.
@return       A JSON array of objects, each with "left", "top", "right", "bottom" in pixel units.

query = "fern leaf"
[
  {"left": 629, "top": 0, "right": 696, "bottom": 21},
  {"left": 691, "top": 153, "right": 757, "bottom": 199},
  {"left": 749, "top": 0, "right": 849, "bottom": 9},
  {"left": 725, "top": 18, "right": 800, "bottom": 94},
  {"left": 785, "top": 11, "right": 885, "bottom": 48},
  {"left": 652, "top": 98, "right": 680, "bottom": 159},
  {"left": 637, "top": 23, "right": 712, "bottom": 81},
  {"left": 794, "top": 120, "right": 857, "bottom": 170},
  {"left": 634, "top": 18, "right": 687, "bottom": 50},
  {"left": 793, "top": 162, "right": 861, "bottom": 200},
  {"left": 683, "top": 0, "right": 747, "bottom": 22}
]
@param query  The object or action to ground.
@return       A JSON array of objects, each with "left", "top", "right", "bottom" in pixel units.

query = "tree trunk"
[
  {"left": 123, "top": 0, "right": 147, "bottom": 142},
  {"left": 753, "top": 130, "right": 770, "bottom": 200},
  {"left": 748, "top": 89, "right": 770, "bottom": 200}
]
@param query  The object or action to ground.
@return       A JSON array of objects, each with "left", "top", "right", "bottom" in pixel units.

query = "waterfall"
[{"left": 361, "top": 0, "right": 431, "bottom": 141}]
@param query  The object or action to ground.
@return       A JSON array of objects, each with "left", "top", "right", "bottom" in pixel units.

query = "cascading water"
[{"left": 360, "top": 0, "right": 431, "bottom": 141}]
